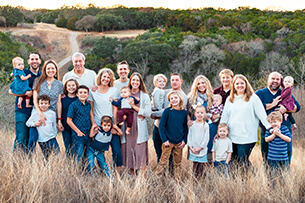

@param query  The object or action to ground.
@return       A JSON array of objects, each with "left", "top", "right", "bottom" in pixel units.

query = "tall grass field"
[{"left": 0, "top": 85, "right": 304, "bottom": 202}]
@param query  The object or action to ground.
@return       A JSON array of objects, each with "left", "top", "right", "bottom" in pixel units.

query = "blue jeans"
[
  {"left": 232, "top": 142, "right": 256, "bottom": 167},
  {"left": 13, "top": 111, "right": 30, "bottom": 152},
  {"left": 208, "top": 123, "right": 218, "bottom": 153},
  {"left": 214, "top": 161, "right": 229, "bottom": 176},
  {"left": 87, "top": 146, "right": 112, "bottom": 178},
  {"left": 62, "top": 130, "right": 73, "bottom": 157},
  {"left": 38, "top": 138, "right": 60, "bottom": 160},
  {"left": 153, "top": 125, "right": 173, "bottom": 174},
  {"left": 268, "top": 159, "right": 289, "bottom": 179},
  {"left": 28, "top": 127, "right": 38, "bottom": 153},
  {"left": 110, "top": 134, "right": 123, "bottom": 167},
  {"left": 72, "top": 134, "right": 90, "bottom": 164}
]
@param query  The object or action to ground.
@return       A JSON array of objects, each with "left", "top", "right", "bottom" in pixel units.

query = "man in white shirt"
[{"left": 62, "top": 52, "right": 96, "bottom": 88}]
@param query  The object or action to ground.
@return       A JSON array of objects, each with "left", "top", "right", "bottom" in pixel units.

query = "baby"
[
  {"left": 110, "top": 86, "right": 140, "bottom": 135},
  {"left": 9, "top": 57, "right": 32, "bottom": 109},
  {"left": 207, "top": 94, "right": 224, "bottom": 124},
  {"left": 151, "top": 74, "right": 167, "bottom": 111},
  {"left": 280, "top": 76, "right": 297, "bottom": 130}
]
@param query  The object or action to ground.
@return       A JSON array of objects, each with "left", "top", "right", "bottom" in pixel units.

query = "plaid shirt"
[{"left": 208, "top": 103, "right": 224, "bottom": 115}]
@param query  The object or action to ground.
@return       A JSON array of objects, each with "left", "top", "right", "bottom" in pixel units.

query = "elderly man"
[
  {"left": 256, "top": 71, "right": 300, "bottom": 164},
  {"left": 62, "top": 52, "right": 96, "bottom": 88}
]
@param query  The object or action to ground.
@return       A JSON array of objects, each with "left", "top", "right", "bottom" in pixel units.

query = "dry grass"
[{"left": 1, "top": 84, "right": 304, "bottom": 202}]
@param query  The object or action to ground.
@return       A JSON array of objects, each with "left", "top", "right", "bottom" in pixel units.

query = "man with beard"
[
  {"left": 256, "top": 72, "right": 300, "bottom": 164},
  {"left": 9, "top": 52, "right": 42, "bottom": 152}
]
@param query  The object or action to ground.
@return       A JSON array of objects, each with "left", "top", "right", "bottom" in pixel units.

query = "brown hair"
[
  {"left": 63, "top": 78, "right": 79, "bottom": 95},
  {"left": 128, "top": 72, "right": 147, "bottom": 93},
  {"left": 267, "top": 111, "right": 283, "bottom": 123},
  {"left": 34, "top": 60, "right": 59, "bottom": 93},
  {"left": 117, "top": 60, "right": 129, "bottom": 68},
  {"left": 77, "top": 85, "right": 89, "bottom": 93},
  {"left": 219, "top": 69, "right": 234, "bottom": 79},
  {"left": 96, "top": 68, "right": 115, "bottom": 87},
  {"left": 28, "top": 52, "right": 41, "bottom": 60},
  {"left": 229, "top": 74, "right": 254, "bottom": 103},
  {"left": 171, "top": 72, "right": 183, "bottom": 80},
  {"left": 168, "top": 91, "right": 185, "bottom": 110},
  {"left": 101, "top": 115, "right": 113, "bottom": 126},
  {"left": 37, "top": 95, "right": 50, "bottom": 104}
]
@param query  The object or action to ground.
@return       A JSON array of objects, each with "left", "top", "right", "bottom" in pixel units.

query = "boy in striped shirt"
[{"left": 265, "top": 111, "right": 291, "bottom": 177}]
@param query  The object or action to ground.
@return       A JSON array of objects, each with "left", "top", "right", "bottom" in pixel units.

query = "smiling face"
[
  {"left": 117, "top": 64, "right": 130, "bottom": 81},
  {"left": 101, "top": 122, "right": 112, "bottom": 133},
  {"left": 196, "top": 78, "right": 207, "bottom": 94},
  {"left": 100, "top": 72, "right": 111, "bottom": 87},
  {"left": 120, "top": 88, "right": 130, "bottom": 98},
  {"left": 169, "top": 93, "right": 180, "bottom": 108},
  {"left": 270, "top": 119, "right": 281, "bottom": 129},
  {"left": 268, "top": 72, "right": 281, "bottom": 92},
  {"left": 218, "top": 127, "right": 229, "bottom": 139},
  {"left": 170, "top": 75, "right": 183, "bottom": 91},
  {"left": 38, "top": 99, "right": 50, "bottom": 112},
  {"left": 220, "top": 74, "right": 233, "bottom": 88},
  {"left": 45, "top": 63, "right": 57, "bottom": 78},
  {"left": 66, "top": 81, "right": 77, "bottom": 95},
  {"left": 213, "top": 95, "right": 222, "bottom": 106},
  {"left": 130, "top": 75, "right": 140, "bottom": 90},
  {"left": 72, "top": 55, "right": 85, "bottom": 72},
  {"left": 194, "top": 106, "right": 206, "bottom": 121},
  {"left": 14, "top": 59, "right": 24, "bottom": 70},
  {"left": 77, "top": 88, "right": 89, "bottom": 102},
  {"left": 283, "top": 77, "right": 294, "bottom": 88},
  {"left": 28, "top": 53, "right": 41, "bottom": 71},
  {"left": 234, "top": 78, "right": 246, "bottom": 96},
  {"left": 157, "top": 77, "right": 166, "bottom": 89}
]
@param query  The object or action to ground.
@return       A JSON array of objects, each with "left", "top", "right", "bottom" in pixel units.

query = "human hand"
[
  {"left": 35, "top": 121, "right": 42, "bottom": 127},
  {"left": 90, "top": 85, "right": 98, "bottom": 92},
  {"left": 163, "top": 141, "right": 170, "bottom": 148},
  {"left": 275, "top": 105, "right": 287, "bottom": 114},
  {"left": 61, "top": 94, "right": 66, "bottom": 99},
  {"left": 77, "top": 130, "right": 85, "bottom": 137},
  {"left": 112, "top": 124, "right": 123, "bottom": 136},
  {"left": 109, "top": 96, "right": 113, "bottom": 102},
  {"left": 128, "top": 97, "right": 135, "bottom": 107},
  {"left": 178, "top": 141, "right": 185, "bottom": 149},
  {"left": 38, "top": 113, "right": 47, "bottom": 126},
  {"left": 272, "top": 96, "right": 281, "bottom": 108},
  {"left": 138, "top": 115, "right": 145, "bottom": 121},
  {"left": 25, "top": 90, "right": 33, "bottom": 97},
  {"left": 57, "top": 120, "right": 64, "bottom": 132},
  {"left": 291, "top": 124, "right": 297, "bottom": 131},
  {"left": 187, "top": 120, "right": 193, "bottom": 127},
  {"left": 26, "top": 74, "right": 31, "bottom": 79},
  {"left": 211, "top": 114, "right": 220, "bottom": 121}
]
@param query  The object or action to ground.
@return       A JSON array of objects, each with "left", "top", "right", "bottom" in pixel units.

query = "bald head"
[{"left": 268, "top": 72, "right": 282, "bottom": 92}]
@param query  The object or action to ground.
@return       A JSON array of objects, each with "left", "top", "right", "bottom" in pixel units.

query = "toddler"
[
  {"left": 110, "top": 86, "right": 140, "bottom": 135},
  {"left": 9, "top": 57, "right": 32, "bottom": 109},
  {"left": 187, "top": 104, "right": 209, "bottom": 178},
  {"left": 207, "top": 94, "right": 224, "bottom": 124},
  {"left": 151, "top": 74, "right": 167, "bottom": 111},
  {"left": 212, "top": 123, "right": 232, "bottom": 175}
]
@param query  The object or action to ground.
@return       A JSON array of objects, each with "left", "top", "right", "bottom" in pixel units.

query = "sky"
[{"left": 1, "top": 0, "right": 305, "bottom": 11}]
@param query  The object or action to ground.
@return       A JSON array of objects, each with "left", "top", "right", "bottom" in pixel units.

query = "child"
[
  {"left": 151, "top": 74, "right": 167, "bottom": 111},
  {"left": 67, "top": 85, "right": 92, "bottom": 164},
  {"left": 187, "top": 104, "right": 209, "bottom": 178},
  {"left": 26, "top": 95, "right": 60, "bottom": 160},
  {"left": 9, "top": 57, "right": 32, "bottom": 109},
  {"left": 156, "top": 91, "right": 188, "bottom": 178},
  {"left": 58, "top": 79, "right": 79, "bottom": 157},
  {"left": 212, "top": 123, "right": 233, "bottom": 175},
  {"left": 280, "top": 76, "right": 297, "bottom": 131},
  {"left": 109, "top": 86, "right": 140, "bottom": 135},
  {"left": 88, "top": 116, "right": 115, "bottom": 178},
  {"left": 265, "top": 111, "right": 291, "bottom": 178},
  {"left": 207, "top": 94, "right": 224, "bottom": 124}
]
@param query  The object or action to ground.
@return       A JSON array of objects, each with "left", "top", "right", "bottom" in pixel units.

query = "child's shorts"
[{"left": 188, "top": 153, "right": 208, "bottom": 163}]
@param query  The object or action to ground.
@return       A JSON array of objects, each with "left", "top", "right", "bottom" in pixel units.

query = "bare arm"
[
  {"left": 56, "top": 94, "right": 64, "bottom": 131},
  {"left": 9, "top": 89, "right": 32, "bottom": 97},
  {"left": 225, "top": 152, "right": 232, "bottom": 164},
  {"left": 88, "top": 101, "right": 98, "bottom": 129},
  {"left": 20, "top": 74, "right": 31, "bottom": 81},
  {"left": 212, "top": 151, "right": 216, "bottom": 162},
  {"left": 266, "top": 96, "right": 281, "bottom": 111},
  {"left": 33, "top": 90, "right": 46, "bottom": 125},
  {"left": 265, "top": 133, "right": 276, "bottom": 142}
]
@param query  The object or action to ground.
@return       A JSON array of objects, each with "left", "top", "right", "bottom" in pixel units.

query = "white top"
[
  {"left": 26, "top": 109, "right": 57, "bottom": 142},
  {"left": 62, "top": 68, "right": 96, "bottom": 88},
  {"left": 220, "top": 94, "right": 271, "bottom": 144},
  {"left": 121, "top": 98, "right": 132, "bottom": 109},
  {"left": 151, "top": 87, "right": 165, "bottom": 111},
  {"left": 187, "top": 122, "right": 210, "bottom": 157},
  {"left": 88, "top": 87, "right": 120, "bottom": 125},
  {"left": 95, "top": 130, "right": 112, "bottom": 143},
  {"left": 114, "top": 79, "right": 129, "bottom": 91},
  {"left": 120, "top": 91, "right": 152, "bottom": 144},
  {"left": 212, "top": 137, "right": 233, "bottom": 162}
]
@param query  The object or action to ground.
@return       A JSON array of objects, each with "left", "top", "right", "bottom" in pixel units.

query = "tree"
[
  {"left": 96, "top": 13, "right": 124, "bottom": 32},
  {"left": 66, "top": 16, "right": 78, "bottom": 30},
  {"left": 289, "top": 55, "right": 305, "bottom": 86},
  {"left": 0, "top": 6, "right": 24, "bottom": 27},
  {"left": 259, "top": 51, "right": 289, "bottom": 76},
  {"left": 56, "top": 16, "right": 67, "bottom": 28},
  {"left": 75, "top": 15, "right": 97, "bottom": 34},
  {"left": 92, "top": 36, "right": 122, "bottom": 63}
]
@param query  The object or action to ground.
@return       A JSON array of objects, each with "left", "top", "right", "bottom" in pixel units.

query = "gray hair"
[{"left": 72, "top": 52, "right": 85, "bottom": 61}]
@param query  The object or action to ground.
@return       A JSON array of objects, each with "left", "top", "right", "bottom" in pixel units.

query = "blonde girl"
[
  {"left": 156, "top": 91, "right": 188, "bottom": 178},
  {"left": 151, "top": 74, "right": 168, "bottom": 111},
  {"left": 187, "top": 104, "right": 210, "bottom": 178}
]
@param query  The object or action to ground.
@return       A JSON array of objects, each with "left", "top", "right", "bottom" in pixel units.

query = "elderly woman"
[
  {"left": 121, "top": 72, "right": 151, "bottom": 176},
  {"left": 220, "top": 74, "right": 271, "bottom": 167}
]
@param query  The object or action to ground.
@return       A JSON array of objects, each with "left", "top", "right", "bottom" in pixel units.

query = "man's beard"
[{"left": 269, "top": 84, "right": 280, "bottom": 91}]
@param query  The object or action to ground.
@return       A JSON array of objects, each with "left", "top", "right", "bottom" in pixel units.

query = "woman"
[
  {"left": 121, "top": 72, "right": 151, "bottom": 176},
  {"left": 88, "top": 68, "right": 123, "bottom": 175},
  {"left": 28, "top": 60, "right": 63, "bottom": 152},
  {"left": 187, "top": 75, "right": 216, "bottom": 162},
  {"left": 220, "top": 74, "right": 271, "bottom": 167}
]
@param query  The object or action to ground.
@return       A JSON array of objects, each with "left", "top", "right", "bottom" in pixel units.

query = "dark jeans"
[
  {"left": 153, "top": 125, "right": 173, "bottom": 173},
  {"left": 72, "top": 134, "right": 90, "bottom": 164},
  {"left": 268, "top": 159, "right": 289, "bottom": 180},
  {"left": 87, "top": 146, "right": 112, "bottom": 178},
  {"left": 13, "top": 111, "right": 30, "bottom": 152},
  {"left": 232, "top": 142, "right": 256, "bottom": 168},
  {"left": 110, "top": 134, "right": 123, "bottom": 167},
  {"left": 28, "top": 127, "right": 39, "bottom": 153},
  {"left": 38, "top": 138, "right": 60, "bottom": 160},
  {"left": 214, "top": 161, "right": 229, "bottom": 176},
  {"left": 62, "top": 130, "right": 73, "bottom": 157}
]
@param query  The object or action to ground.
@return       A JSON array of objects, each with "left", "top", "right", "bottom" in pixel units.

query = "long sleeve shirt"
[
  {"left": 158, "top": 107, "right": 188, "bottom": 144},
  {"left": 187, "top": 122, "right": 209, "bottom": 157}
]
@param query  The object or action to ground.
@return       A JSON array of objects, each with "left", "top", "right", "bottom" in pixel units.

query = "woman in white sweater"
[{"left": 220, "top": 74, "right": 271, "bottom": 167}]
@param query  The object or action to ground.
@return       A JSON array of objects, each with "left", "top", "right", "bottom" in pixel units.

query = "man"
[
  {"left": 113, "top": 60, "right": 130, "bottom": 90},
  {"left": 152, "top": 73, "right": 188, "bottom": 163},
  {"left": 256, "top": 71, "right": 300, "bottom": 164},
  {"left": 9, "top": 52, "right": 42, "bottom": 152},
  {"left": 62, "top": 52, "right": 96, "bottom": 88}
]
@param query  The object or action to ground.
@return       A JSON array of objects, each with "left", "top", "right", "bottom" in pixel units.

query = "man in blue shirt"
[
  {"left": 9, "top": 52, "right": 42, "bottom": 152},
  {"left": 256, "top": 71, "right": 300, "bottom": 164}
]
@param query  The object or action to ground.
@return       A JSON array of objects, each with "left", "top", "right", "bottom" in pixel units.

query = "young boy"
[
  {"left": 67, "top": 85, "right": 92, "bottom": 164},
  {"left": 109, "top": 86, "right": 140, "bottom": 135},
  {"left": 88, "top": 116, "right": 116, "bottom": 178},
  {"left": 26, "top": 95, "right": 60, "bottom": 160},
  {"left": 265, "top": 111, "right": 291, "bottom": 177},
  {"left": 212, "top": 123, "right": 232, "bottom": 175},
  {"left": 207, "top": 94, "right": 224, "bottom": 124}
]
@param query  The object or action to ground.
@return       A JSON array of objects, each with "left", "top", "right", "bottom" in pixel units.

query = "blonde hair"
[
  {"left": 219, "top": 69, "right": 234, "bottom": 79},
  {"left": 153, "top": 74, "right": 167, "bottom": 88},
  {"left": 188, "top": 75, "right": 213, "bottom": 111},
  {"left": 284, "top": 76, "right": 294, "bottom": 83},
  {"left": 218, "top": 123, "right": 230, "bottom": 133},
  {"left": 194, "top": 104, "right": 207, "bottom": 121},
  {"left": 12, "top": 57, "right": 24, "bottom": 67},
  {"left": 267, "top": 111, "right": 282, "bottom": 123},
  {"left": 168, "top": 91, "right": 185, "bottom": 110},
  {"left": 213, "top": 94, "right": 222, "bottom": 101},
  {"left": 96, "top": 68, "right": 115, "bottom": 87},
  {"left": 229, "top": 74, "right": 254, "bottom": 103}
]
